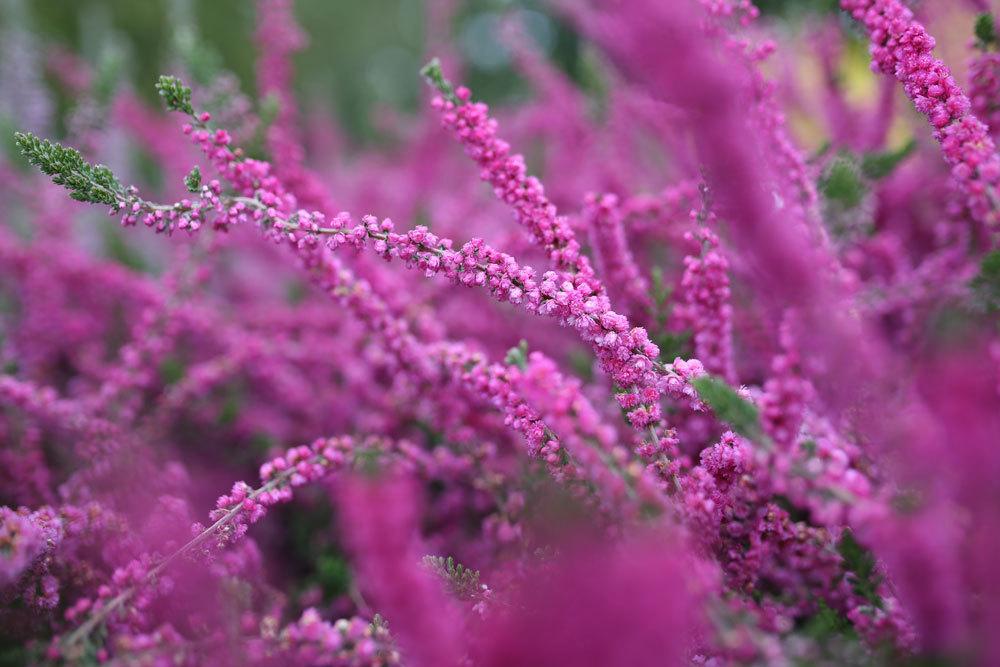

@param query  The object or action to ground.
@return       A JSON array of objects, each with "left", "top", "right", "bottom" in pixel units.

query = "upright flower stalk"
[{"left": 842, "top": 0, "right": 1000, "bottom": 242}]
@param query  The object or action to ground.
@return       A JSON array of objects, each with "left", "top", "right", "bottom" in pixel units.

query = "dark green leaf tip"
[
  {"left": 155, "top": 75, "right": 195, "bottom": 115},
  {"left": 692, "top": 375, "right": 767, "bottom": 444},
  {"left": 819, "top": 156, "right": 866, "bottom": 209},
  {"left": 420, "top": 57, "right": 460, "bottom": 105},
  {"left": 14, "top": 132, "right": 122, "bottom": 205},
  {"left": 184, "top": 165, "right": 202, "bottom": 193},
  {"left": 970, "top": 250, "right": 1000, "bottom": 313},
  {"left": 422, "top": 554, "right": 483, "bottom": 600},
  {"left": 837, "top": 530, "right": 884, "bottom": 609},
  {"left": 505, "top": 340, "right": 530, "bottom": 370},
  {"left": 860, "top": 139, "right": 917, "bottom": 180},
  {"left": 976, "top": 13, "right": 997, "bottom": 49}
]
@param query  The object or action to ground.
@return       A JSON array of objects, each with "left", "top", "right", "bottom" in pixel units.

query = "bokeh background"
[{"left": 2, "top": 0, "right": 845, "bottom": 145}]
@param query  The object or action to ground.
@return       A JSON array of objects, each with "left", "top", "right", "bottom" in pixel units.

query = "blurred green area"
[
  {"left": 3, "top": 0, "right": 840, "bottom": 145},
  {"left": 2, "top": 0, "right": 589, "bottom": 144},
  {"left": 756, "top": 0, "right": 839, "bottom": 17}
]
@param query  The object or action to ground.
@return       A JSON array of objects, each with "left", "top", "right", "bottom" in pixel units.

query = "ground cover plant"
[{"left": 2, "top": 0, "right": 1000, "bottom": 664}]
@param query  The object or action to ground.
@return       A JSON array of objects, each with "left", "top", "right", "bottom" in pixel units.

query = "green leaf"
[
  {"left": 184, "top": 165, "right": 202, "bottom": 193},
  {"left": 808, "top": 140, "right": 833, "bottom": 164},
  {"left": 976, "top": 13, "right": 997, "bottom": 48},
  {"left": 755, "top": 0, "right": 839, "bottom": 18},
  {"left": 155, "top": 75, "right": 195, "bottom": 115},
  {"left": 218, "top": 386, "right": 242, "bottom": 426},
  {"left": 650, "top": 267, "right": 669, "bottom": 307},
  {"left": 691, "top": 376, "right": 766, "bottom": 443},
  {"left": 158, "top": 357, "right": 185, "bottom": 385},
  {"left": 568, "top": 348, "right": 595, "bottom": 382},
  {"left": 14, "top": 132, "right": 122, "bottom": 205},
  {"left": 505, "top": 339, "right": 529, "bottom": 370},
  {"left": 802, "top": 601, "right": 856, "bottom": 640},
  {"left": 315, "top": 553, "right": 352, "bottom": 598},
  {"left": 819, "top": 156, "right": 866, "bottom": 209},
  {"left": 970, "top": 250, "right": 1000, "bottom": 313},
  {"left": 837, "top": 530, "right": 883, "bottom": 609},
  {"left": 860, "top": 139, "right": 917, "bottom": 180},
  {"left": 655, "top": 330, "right": 692, "bottom": 365}
]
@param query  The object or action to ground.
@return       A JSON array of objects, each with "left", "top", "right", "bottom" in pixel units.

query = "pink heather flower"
[
  {"left": 514, "top": 350, "right": 666, "bottom": 513},
  {"left": 842, "top": 0, "right": 1000, "bottom": 241},
  {"left": 0, "top": 507, "right": 46, "bottom": 586},
  {"left": 678, "top": 221, "right": 736, "bottom": 384},
  {"left": 699, "top": 0, "right": 820, "bottom": 233},
  {"left": 473, "top": 532, "right": 708, "bottom": 667},
  {"left": 11, "top": 1, "right": 1000, "bottom": 661},
  {"left": 585, "top": 192, "right": 653, "bottom": 324},
  {"left": 337, "top": 473, "right": 464, "bottom": 667},
  {"left": 758, "top": 316, "right": 810, "bottom": 452},
  {"left": 430, "top": 83, "right": 599, "bottom": 285},
  {"left": 266, "top": 608, "right": 399, "bottom": 665},
  {"left": 969, "top": 50, "right": 1000, "bottom": 142}
]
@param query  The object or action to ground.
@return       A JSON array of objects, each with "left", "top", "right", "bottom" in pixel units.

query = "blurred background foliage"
[
  {"left": 1, "top": 0, "right": 841, "bottom": 146},
  {"left": 3, "top": 0, "right": 576, "bottom": 144}
]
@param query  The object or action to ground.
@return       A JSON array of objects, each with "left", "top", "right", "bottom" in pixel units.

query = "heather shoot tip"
[
  {"left": 155, "top": 74, "right": 195, "bottom": 115},
  {"left": 14, "top": 131, "right": 122, "bottom": 205},
  {"left": 420, "top": 57, "right": 460, "bottom": 105}
]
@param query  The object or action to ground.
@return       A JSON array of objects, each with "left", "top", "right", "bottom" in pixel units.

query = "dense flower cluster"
[
  {"left": 677, "top": 196, "right": 737, "bottom": 384},
  {"left": 969, "top": 51, "right": 1000, "bottom": 141},
  {"left": 842, "top": 0, "right": 1000, "bottom": 240},
  {"left": 2, "top": 0, "right": 1000, "bottom": 665},
  {"left": 429, "top": 83, "right": 597, "bottom": 283}
]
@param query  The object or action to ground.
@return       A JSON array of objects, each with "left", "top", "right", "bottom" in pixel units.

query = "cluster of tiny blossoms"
[
  {"left": 585, "top": 192, "right": 653, "bottom": 323},
  {"left": 430, "top": 85, "right": 599, "bottom": 285},
  {"left": 6, "top": 0, "right": 1000, "bottom": 664},
  {"left": 969, "top": 50, "right": 1000, "bottom": 141},
  {"left": 123, "top": 107, "right": 706, "bottom": 436},
  {"left": 842, "top": 0, "right": 1000, "bottom": 238},
  {"left": 678, "top": 216, "right": 736, "bottom": 384},
  {"left": 319, "top": 214, "right": 705, "bottom": 427},
  {"left": 204, "top": 436, "right": 357, "bottom": 549},
  {"left": 57, "top": 435, "right": 374, "bottom": 657}
]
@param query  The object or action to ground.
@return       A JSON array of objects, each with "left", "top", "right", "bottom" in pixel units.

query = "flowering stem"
[{"left": 61, "top": 447, "right": 329, "bottom": 653}]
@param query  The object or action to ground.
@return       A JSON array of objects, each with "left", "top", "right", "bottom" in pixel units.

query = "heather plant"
[{"left": 2, "top": 0, "right": 1000, "bottom": 665}]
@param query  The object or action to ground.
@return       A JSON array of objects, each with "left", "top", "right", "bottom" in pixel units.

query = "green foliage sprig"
[
  {"left": 837, "top": 530, "right": 884, "bottom": 610},
  {"left": 692, "top": 375, "right": 768, "bottom": 445},
  {"left": 820, "top": 140, "right": 917, "bottom": 211},
  {"left": 975, "top": 13, "right": 997, "bottom": 50},
  {"left": 14, "top": 132, "right": 123, "bottom": 205},
  {"left": 420, "top": 58, "right": 461, "bottom": 106},
  {"left": 422, "top": 555, "right": 485, "bottom": 601},
  {"left": 504, "top": 340, "right": 530, "bottom": 370},
  {"left": 970, "top": 250, "right": 1000, "bottom": 313},
  {"left": 155, "top": 75, "right": 195, "bottom": 116}
]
